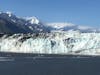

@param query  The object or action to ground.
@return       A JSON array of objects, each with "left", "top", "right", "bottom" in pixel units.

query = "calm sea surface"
[{"left": 0, "top": 56, "right": 100, "bottom": 75}]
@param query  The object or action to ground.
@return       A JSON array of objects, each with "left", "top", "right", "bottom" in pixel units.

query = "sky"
[{"left": 0, "top": 0, "right": 100, "bottom": 27}]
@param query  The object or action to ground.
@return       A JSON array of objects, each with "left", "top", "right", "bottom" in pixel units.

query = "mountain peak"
[
  {"left": 25, "top": 16, "right": 39, "bottom": 25},
  {"left": 6, "top": 11, "right": 12, "bottom": 17},
  {"left": 0, "top": 11, "right": 14, "bottom": 18}
]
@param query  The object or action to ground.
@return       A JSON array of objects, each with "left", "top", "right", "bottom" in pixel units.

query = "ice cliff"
[{"left": 0, "top": 31, "right": 100, "bottom": 55}]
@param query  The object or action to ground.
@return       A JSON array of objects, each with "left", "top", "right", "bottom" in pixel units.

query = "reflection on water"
[{"left": 0, "top": 56, "right": 100, "bottom": 75}]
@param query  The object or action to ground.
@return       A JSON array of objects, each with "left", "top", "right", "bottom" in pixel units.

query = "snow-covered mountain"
[
  {"left": 0, "top": 12, "right": 50, "bottom": 34},
  {"left": 0, "top": 11, "right": 99, "bottom": 33},
  {"left": 46, "top": 23, "right": 100, "bottom": 33}
]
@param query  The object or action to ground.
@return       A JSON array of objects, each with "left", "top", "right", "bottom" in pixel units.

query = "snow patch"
[
  {"left": 6, "top": 11, "right": 12, "bottom": 17},
  {"left": 47, "top": 23, "right": 75, "bottom": 29},
  {"left": 25, "top": 17, "right": 39, "bottom": 24}
]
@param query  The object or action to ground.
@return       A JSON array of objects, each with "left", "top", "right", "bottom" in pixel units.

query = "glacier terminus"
[{"left": 0, "top": 31, "right": 100, "bottom": 55}]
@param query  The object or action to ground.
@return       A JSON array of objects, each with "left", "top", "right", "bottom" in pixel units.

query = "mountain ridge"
[
  {"left": 46, "top": 23, "right": 100, "bottom": 33},
  {"left": 0, "top": 12, "right": 50, "bottom": 34},
  {"left": 0, "top": 11, "right": 99, "bottom": 33}
]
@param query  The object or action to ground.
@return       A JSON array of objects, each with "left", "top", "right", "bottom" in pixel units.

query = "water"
[{"left": 0, "top": 56, "right": 100, "bottom": 75}]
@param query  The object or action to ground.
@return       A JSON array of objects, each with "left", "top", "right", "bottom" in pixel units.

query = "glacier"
[{"left": 0, "top": 31, "right": 100, "bottom": 55}]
